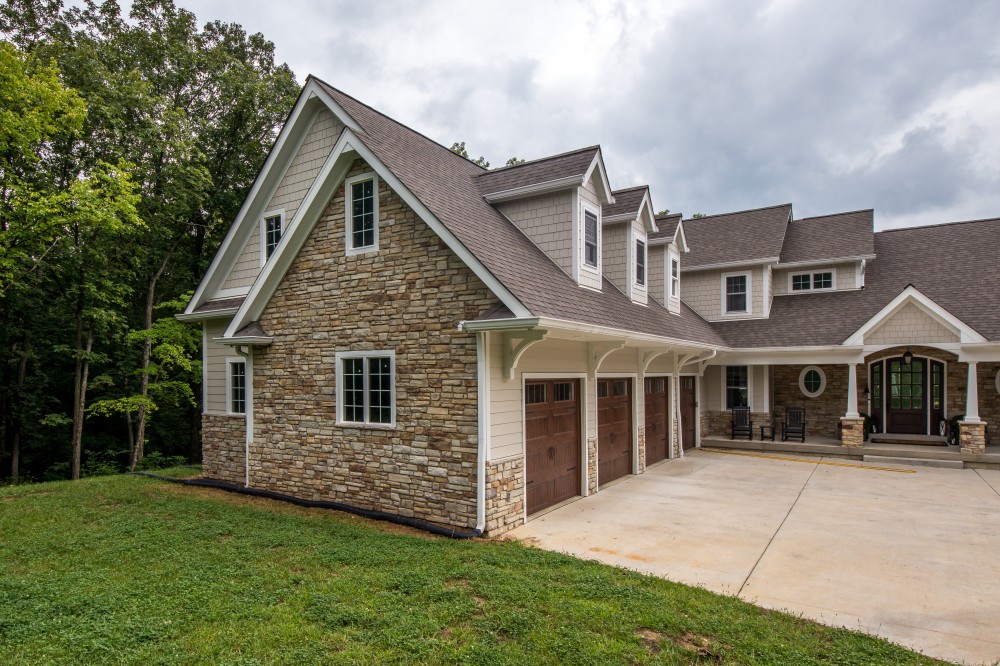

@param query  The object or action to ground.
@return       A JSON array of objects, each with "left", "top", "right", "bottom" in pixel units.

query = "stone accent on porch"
[
  {"left": 839, "top": 417, "right": 866, "bottom": 448},
  {"left": 587, "top": 436, "right": 598, "bottom": 494},
  {"left": 484, "top": 456, "right": 525, "bottom": 536},
  {"left": 959, "top": 422, "right": 988, "bottom": 455},
  {"left": 637, "top": 425, "right": 647, "bottom": 472},
  {"left": 201, "top": 413, "right": 246, "bottom": 485}
]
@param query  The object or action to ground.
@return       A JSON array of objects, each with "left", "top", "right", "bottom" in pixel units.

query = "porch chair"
[
  {"left": 731, "top": 406, "right": 752, "bottom": 440},
  {"left": 782, "top": 407, "right": 806, "bottom": 442}
]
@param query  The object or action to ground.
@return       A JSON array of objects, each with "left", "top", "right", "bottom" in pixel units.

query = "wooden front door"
[
  {"left": 598, "top": 378, "right": 632, "bottom": 485},
  {"left": 886, "top": 357, "right": 927, "bottom": 434},
  {"left": 680, "top": 376, "right": 697, "bottom": 450},
  {"left": 525, "top": 379, "right": 581, "bottom": 515},
  {"left": 644, "top": 377, "right": 669, "bottom": 465}
]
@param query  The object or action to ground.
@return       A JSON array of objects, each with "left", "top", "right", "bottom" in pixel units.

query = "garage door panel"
[
  {"left": 644, "top": 377, "right": 669, "bottom": 465},
  {"left": 525, "top": 379, "right": 581, "bottom": 515},
  {"left": 598, "top": 378, "right": 632, "bottom": 486}
]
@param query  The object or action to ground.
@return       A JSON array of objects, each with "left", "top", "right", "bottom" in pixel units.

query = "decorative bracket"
[
  {"left": 503, "top": 330, "right": 547, "bottom": 380},
  {"left": 639, "top": 348, "right": 670, "bottom": 374},
  {"left": 589, "top": 341, "right": 627, "bottom": 376}
]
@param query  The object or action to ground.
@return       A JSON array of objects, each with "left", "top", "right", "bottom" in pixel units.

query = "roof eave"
[
  {"left": 176, "top": 308, "right": 239, "bottom": 322},
  {"left": 777, "top": 254, "right": 876, "bottom": 269},
  {"left": 483, "top": 175, "right": 583, "bottom": 203},
  {"left": 682, "top": 257, "right": 781, "bottom": 273}
]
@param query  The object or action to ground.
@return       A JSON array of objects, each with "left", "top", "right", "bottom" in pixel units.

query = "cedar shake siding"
[
  {"left": 496, "top": 191, "right": 573, "bottom": 278},
  {"left": 250, "top": 158, "right": 497, "bottom": 528}
]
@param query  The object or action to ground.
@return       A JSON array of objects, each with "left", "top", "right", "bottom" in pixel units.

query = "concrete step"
[
  {"left": 869, "top": 434, "right": 947, "bottom": 446},
  {"left": 862, "top": 455, "right": 964, "bottom": 469}
]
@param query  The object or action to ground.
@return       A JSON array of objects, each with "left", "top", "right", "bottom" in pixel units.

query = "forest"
[{"left": 0, "top": 0, "right": 299, "bottom": 482}]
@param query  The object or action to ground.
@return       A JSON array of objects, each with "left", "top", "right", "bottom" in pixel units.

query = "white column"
[
  {"left": 964, "top": 361, "right": 981, "bottom": 423},
  {"left": 845, "top": 363, "right": 860, "bottom": 418}
]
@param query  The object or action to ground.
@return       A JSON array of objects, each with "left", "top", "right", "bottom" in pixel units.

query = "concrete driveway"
[{"left": 509, "top": 449, "right": 1000, "bottom": 665}]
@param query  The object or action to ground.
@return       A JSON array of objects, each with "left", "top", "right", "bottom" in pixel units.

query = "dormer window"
[
  {"left": 345, "top": 172, "right": 379, "bottom": 255},
  {"left": 670, "top": 256, "right": 680, "bottom": 298},
  {"left": 262, "top": 211, "right": 283, "bottom": 262},
  {"left": 584, "top": 210, "right": 599, "bottom": 268},
  {"left": 635, "top": 239, "right": 646, "bottom": 286},
  {"left": 790, "top": 270, "right": 835, "bottom": 292}
]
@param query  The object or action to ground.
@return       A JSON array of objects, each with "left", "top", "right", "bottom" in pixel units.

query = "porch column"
[
  {"left": 845, "top": 363, "right": 860, "bottom": 419},
  {"left": 964, "top": 362, "right": 981, "bottom": 423}
]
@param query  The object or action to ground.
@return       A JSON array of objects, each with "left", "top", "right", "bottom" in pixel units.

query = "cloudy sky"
[{"left": 179, "top": 1, "right": 999, "bottom": 229}]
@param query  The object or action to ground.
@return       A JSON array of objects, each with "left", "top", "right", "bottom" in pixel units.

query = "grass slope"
[{"left": 0, "top": 471, "right": 946, "bottom": 665}]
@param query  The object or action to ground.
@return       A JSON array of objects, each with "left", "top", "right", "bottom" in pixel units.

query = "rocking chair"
[
  {"left": 731, "top": 406, "right": 752, "bottom": 440},
  {"left": 782, "top": 407, "right": 806, "bottom": 442}
]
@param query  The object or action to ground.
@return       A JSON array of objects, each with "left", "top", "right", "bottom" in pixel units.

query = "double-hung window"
[
  {"left": 263, "top": 213, "right": 282, "bottom": 260},
  {"left": 336, "top": 351, "right": 395, "bottom": 426},
  {"left": 670, "top": 257, "right": 680, "bottom": 298},
  {"left": 725, "top": 366, "right": 749, "bottom": 409},
  {"left": 635, "top": 238, "right": 646, "bottom": 286},
  {"left": 724, "top": 272, "right": 750, "bottom": 314},
  {"left": 227, "top": 358, "right": 247, "bottom": 415},
  {"left": 583, "top": 209, "right": 599, "bottom": 268},
  {"left": 345, "top": 173, "right": 378, "bottom": 254}
]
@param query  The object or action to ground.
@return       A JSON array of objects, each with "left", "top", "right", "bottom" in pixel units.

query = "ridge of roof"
[
  {"left": 311, "top": 76, "right": 490, "bottom": 174},
  {"left": 478, "top": 144, "right": 601, "bottom": 177},
  {"left": 683, "top": 202, "right": 792, "bottom": 223},
  {"left": 793, "top": 208, "right": 874, "bottom": 223},
  {"left": 875, "top": 216, "right": 1000, "bottom": 235},
  {"left": 611, "top": 185, "right": 650, "bottom": 195}
]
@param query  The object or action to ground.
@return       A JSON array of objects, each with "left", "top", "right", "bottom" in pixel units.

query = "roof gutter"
[
  {"left": 776, "top": 255, "right": 876, "bottom": 269},
  {"left": 176, "top": 308, "right": 240, "bottom": 322},
  {"left": 483, "top": 175, "right": 583, "bottom": 203},
  {"left": 215, "top": 336, "right": 274, "bottom": 347},
  {"left": 682, "top": 257, "right": 781, "bottom": 273}
]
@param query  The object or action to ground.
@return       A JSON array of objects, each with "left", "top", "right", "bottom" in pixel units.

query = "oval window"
[{"left": 799, "top": 366, "right": 826, "bottom": 398}]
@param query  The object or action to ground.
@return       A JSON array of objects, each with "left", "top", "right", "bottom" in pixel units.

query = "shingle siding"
[
  {"left": 204, "top": 318, "right": 234, "bottom": 414},
  {"left": 773, "top": 261, "right": 858, "bottom": 295},
  {"left": 497, "top": 190, "right": 573, "bottom": 278},
  {"left": 865, "top": 302, "right": 959, "bottom": 345},
  {"left": 682, "top": 266, "right": 765, "bottom": 322}
]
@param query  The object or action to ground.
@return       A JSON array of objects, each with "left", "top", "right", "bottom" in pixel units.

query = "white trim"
[
  {"left": 225, "top": 356, "right": 247, "bottom": 416},
  {"left": 682, "top": 257, "right": 779, "bottom": 273},
  {"left": 721, "top": 365, "right": 752, "bottom": 410},
  {"left": 570, "top": 189, "right": 580, "bottom": 282},
  {"left": 476, "top": 332, "right": 488, "bottom": 533},
  {"left": 667, "top": 247, "right": 681, "bottom": 303},
  {"left": 344, "top": 172, "right": 379, "bottom": 256},
  {"left": 580, "top": 202, "right": 601, "bottom": 276},
  {"left": 721, "top": 271, "right": 752, "bottom": 316},
  {"left": 201, "top": 325, "right": 208, "bottom": 412},
  {"left": 763, "top": 265, "right": 772, "bottom": 317},
  {"left": 798, "top": 365, "right": 827, "bottom": 398},
  {"left": 581, "top": 151, "right": 614, "bottom": 205},
  {"left": 788, "top": 268, "right": 836, "bottom": 293},
  {"left": 260, "top": 208, "right": 285, "bottom": 266},
  {"left": 334, "top": 350, "right": 397, "bottom": 429},
  {"left": 213, "top": 287, "right": 250, "bottom": 299},
  {"left": 483, "top": 175, "right": 583, "bottom": 203},
  {"left": 632, "top": 231, "right": 648, "bottom": 289},
  {"left": 843, "top": 285, "right": 987, "bottom": 345},
  {"left": 777, "top": 255, "right": 876, "bottom": 270}
]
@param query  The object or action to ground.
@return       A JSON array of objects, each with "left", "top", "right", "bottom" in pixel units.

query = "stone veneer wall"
[
  {"left": 636, "top": 425, "right": 647, "bottom": 472},
  {"left": 700, "top": 410, "right": 771, "bottom": 439},
  {"left": 772, "top": 364, "right": 848, "bottom": 439},
  {"left": 202, "top": 413, "right": 246, "bottom": 485},
  {"left": 587, "top": 436, "right": 598, "bottom": 494},
  {"left": 485, "top": 456, "right": 524, "bottom": 536},
  {"left": 976, "top": 362, "right": 1000, "bottom": 432},
  {"left": 251, "top": 158, "right": 497, "bottom": 529}
]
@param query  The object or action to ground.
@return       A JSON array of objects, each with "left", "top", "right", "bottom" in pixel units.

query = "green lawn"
[{"left": 0, "top": 471, "right": 946, "bottom": 665}]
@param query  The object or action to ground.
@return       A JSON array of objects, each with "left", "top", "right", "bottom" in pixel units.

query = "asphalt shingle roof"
[
  {"left": 649, "top": 214, "right": 682, "bottom": 243},
  {"left": 476, "top": 147, "right": 599, "bottom": 196},
  {"left": 682, "top": 205, "right": 791, "bottom": 270},
  {"left": 603, "top": 186, "right": 648, "bottom": 219},
  {"left": 780, "top": 210, "right": 876, "bottom": 264},
  {"left": 314, "top": 78, "right": 724, "bottom": 347}
]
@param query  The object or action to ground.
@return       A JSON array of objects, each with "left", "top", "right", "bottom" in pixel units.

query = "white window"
[
  {"left": 799, "top": 365, "right": 826, "bottom": 398},
  {"left": 261, "top": 210, "right": 283, "bottom": 263},
  {"left": 345, "top": 173, "right": 379, "bottom": 255},
  {"left": 722, "top": 271, "right": 751, "bottom": 315},
  {"left": 635, "top": 238, "right": 646, "bottom": 286},
  {"left": 670, "top": 255, "right": 680, "bottom": 298},
  {"left": 583, "top": 208, "right": 599, "bottom": 269},
  {"left": 226, "top": 358, "right": 247, "bottom": 415},
  {"left": 335, "top": 351, "right": 395, "bottom": 427},
  {"left": 725, "top": 366, "right": 749, "bottom": 409},
  {"left": 790, "top": 269, "right": 835, "bottom": 292}
]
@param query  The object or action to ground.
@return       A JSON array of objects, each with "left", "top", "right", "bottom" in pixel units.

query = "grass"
[{"left": 0, "top": 470, "right": 947, "bottom": 665}]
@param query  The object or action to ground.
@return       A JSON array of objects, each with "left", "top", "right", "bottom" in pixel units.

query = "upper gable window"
[
  {"left": 345, "top": 173, "right": 379, "bottom": 255},
  {"left": 723, "top": 271, "right": 751, "bottom": 315},
  {"left": 790, "top": 270, "right": 835, "bottom": 292},
  {"left": 583, "top": 209, "right": 599, "bottom": 268},
  {"left": 635, "top": 238, "right": 646, "bottom": 286},
  {"left": 670, "top": 256, "right": 680, "bottom": 298},
  {"left": 261, "top": 211, "right": 283, "bottom": 263}
]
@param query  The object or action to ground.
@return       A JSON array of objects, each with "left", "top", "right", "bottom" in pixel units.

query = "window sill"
[
  {"left": 346, "top": 245, "right": 379, "bottom": 257},
  {"left": 335, "top": 421, "right": 396, "bottom": 431}
]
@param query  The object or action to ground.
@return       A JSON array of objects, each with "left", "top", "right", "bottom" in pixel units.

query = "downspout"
[
  {"left": 475, "top": 331, "right": 488, "bottom": 534},
  {"left": 237, "top": 345, "right": 252, "bottom": 488}
]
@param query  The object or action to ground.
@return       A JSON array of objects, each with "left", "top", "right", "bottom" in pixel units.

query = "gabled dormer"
[
  {"left": 601, "top": 186, "right": 658, "bottom": 305},
  {"left": 648, "top": 213, "right": 688, "bottom": 314},
  {"left": 773, "top": 210, "right": 876, "bottom": 296},
  {"left": 480, "top": 146, "right": 613, "bottom": 291}
]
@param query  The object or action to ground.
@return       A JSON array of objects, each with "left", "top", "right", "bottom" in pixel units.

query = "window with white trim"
[
  {"left": 336, "top": 351, "right": 395, "bottom": 426},
  {"left": 635, "top": 238, "right": 646, "bottom": 286},
  {"left": 670, "top": 255, "right": 680, "bottom": 298},
  {"left": 790, "top": 270, "right": 835, "bottom": 292},
  {"left": 227, "top": 358, "right": 246, "bottom": 415},
  {"left": 583, "top": 209, "right": 599, "bottom": 268},
  {"left": 263, "top": 213, "right": 282, "bottom": 260},
  {"left": 723, "top": 272, "right": 750, "bottom": 314},
  {"left": 345, "top": 173, "right": 379, "bottom": 254},
  {"left": 799, "top": 366, "right": 826, "bottom": 397},
  {"left": 725, "top": 366, "right": 749, "bottom": 409}
]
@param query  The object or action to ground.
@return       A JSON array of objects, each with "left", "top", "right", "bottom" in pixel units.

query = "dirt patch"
[
  {"left": 636, "top": 628, "right": 663, "bottom": 654},
  {"left": 672, "top": 632, "right": 723, "bottom": 662}
]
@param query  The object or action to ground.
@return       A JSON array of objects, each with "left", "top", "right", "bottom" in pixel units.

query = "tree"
[
  {"left": 448, "top": 141, "right": 490, "bottom": 168},
  {"left": 504, "top": 157, "right": 526, "bottom": 167},
  {"left": 655, "top": 209, "right": 670, "bottom": 217}
]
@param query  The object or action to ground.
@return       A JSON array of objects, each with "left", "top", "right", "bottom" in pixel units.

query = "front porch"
[{"left": 700, "top": 434, "right": 1000, "bottom": 468}]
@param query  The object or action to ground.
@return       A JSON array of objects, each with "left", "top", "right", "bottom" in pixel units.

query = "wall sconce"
[
  {"left": 903, "top": 350, "right": 913, "bottom": 365},
  {"left": 863, "top": 387, "right": 870, "bottom": 398}
]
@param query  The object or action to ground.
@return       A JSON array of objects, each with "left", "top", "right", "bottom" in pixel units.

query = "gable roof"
[
  {"left": 603, "top": 186, "right": 648, "bottom": 219},
  {"left": 710, "top": 217, "right": 1000, "bottom": 347},
  {"left": 779, "top": 210, "right": 876, "bottom": 265},
  {"left": 681, "top": 204, "right": 792, "bottom": 270},
  {"left": 302, "top": 78, "right": 725, "bottom": 347},
  {"left": 477, "top": 146, "right": 601, "bottom": 197}
]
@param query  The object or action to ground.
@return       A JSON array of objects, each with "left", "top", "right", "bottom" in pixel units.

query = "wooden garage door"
[
  {"left": 598, "top": 378, "right": 632, "bottom": 486},
  {"left": 644, "top": 377, "right": 669, "bottom": 465},
  {"left": 525, "top": 379, "right": 581, "bottom": 515}
]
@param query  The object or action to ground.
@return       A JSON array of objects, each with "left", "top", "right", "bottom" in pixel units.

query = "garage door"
[
  {"left": 525, "top": 379, "right": 581, "bottom": 515},
  {"left": 644, "top": 377, "right": 669, "bottom": 465},
  {"left": 598, "top": 378, "right": 632, "bottom": 486}
]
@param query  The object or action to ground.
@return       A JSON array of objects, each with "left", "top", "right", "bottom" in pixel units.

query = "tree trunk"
[
  {"left": 11, "top": 338, "right": 29, "bottom": 481},
  {"left": 71, "top": 328, "right": 92, "bottom": 480}
]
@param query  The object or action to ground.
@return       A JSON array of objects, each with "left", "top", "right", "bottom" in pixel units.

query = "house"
[{"left": 179, "top": 76, "right": 1000, "bottom": 536}]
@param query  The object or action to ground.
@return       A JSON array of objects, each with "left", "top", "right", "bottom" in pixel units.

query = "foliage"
[
  {"left": 655, "top": 209, "right": 670, "bottom": 217},
  {"left": 0, "top": 474, "right": 945, "bottom": 665},
  {"left": 448, "top": 140, "right": 490, "bottom": 168},
  {"left": 505, "top": 156, "right": 526, "bottom": 167}
]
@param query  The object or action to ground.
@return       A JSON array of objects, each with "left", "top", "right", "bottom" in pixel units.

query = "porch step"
[
  {"left": 869, "top": 434, "right": 947, "bottom": 447},
  {"left": 862, "top": 455, "right": 964, "bottom": 469}
]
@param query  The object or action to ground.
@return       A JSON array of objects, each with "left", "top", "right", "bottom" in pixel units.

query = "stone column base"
[
  {"left": 586, "top": 436, "right": 598, "bottom": 494},
  {"left": 960, "top": 421, "right": 988, "bottom": 455},
  {"left": 840, "top": 417, "right": 865, "bottom": 448}
]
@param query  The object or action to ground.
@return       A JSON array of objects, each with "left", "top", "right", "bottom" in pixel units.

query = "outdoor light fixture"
[
  {"left": 863, "top": 387, "right": 871, "bottom": 398},
  {"left": 903, "top": 350, "right": 913, "bottom": 365}
]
